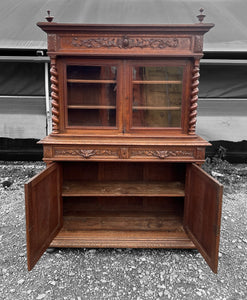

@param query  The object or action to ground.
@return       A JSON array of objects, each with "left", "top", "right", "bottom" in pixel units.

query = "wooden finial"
[
  {"left": 197, "top": 8, "right": 206, "bottom": 23},
  {"left": 46, "top": 10, "right": 54, "bottom": 22}
]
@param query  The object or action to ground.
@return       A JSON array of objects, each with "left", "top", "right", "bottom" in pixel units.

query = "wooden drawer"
[{"left": 43, "top": 145, "right": 205, "bottom": 162}]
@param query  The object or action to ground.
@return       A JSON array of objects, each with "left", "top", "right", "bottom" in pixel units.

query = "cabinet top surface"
[
  {"left": 40, "top": 134, "right": 211, "bottom": 146},
  {"left": 37, "top": 22, "right": 214, "bottom": 33}
]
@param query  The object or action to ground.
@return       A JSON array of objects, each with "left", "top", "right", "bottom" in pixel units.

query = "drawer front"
[
  {"left": 129, "top": 147, "right": 196, "bottom": 161},
  {"left": 44, "top": 145, "right": 205, "bottom": 162},
  {"left": 53, "top": 147, "right": 120, "bottom": 160}
]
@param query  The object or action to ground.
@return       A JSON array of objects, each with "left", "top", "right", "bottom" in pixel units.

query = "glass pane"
[
  {"left": 68, "top": 109, "right": 116, "bottom": 127},
  {"left": 67, "top": 65, "right": 117, "bottom": 80},
  {"left": 67, "top": 65, "right": 117, "bottom": 127},
  {"left": 132, "top": 66, "right": 183, "bottom": 128},
  {"left": 67, "top": 83, "right": 116, "bottom": 106},
  {"left": 133, "top": 110, "right": 181, "bottom": 127}
]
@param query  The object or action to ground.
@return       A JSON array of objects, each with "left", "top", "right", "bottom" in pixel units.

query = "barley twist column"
[
  {"left": 50, "top": 58, "right": 59, "bottom": 134},
  {"left": 188, "top": 59, "right": 200, "bottom": 135}
]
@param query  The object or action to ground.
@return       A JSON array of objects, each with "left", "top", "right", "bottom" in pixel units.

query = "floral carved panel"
[
  {"left": 60, "top": 35, "right": 192, "bottom": 52},
  {"left": 130, "top": 149, "right": 194, "bottom": 160},
  {"left": 54, "top": 148, "right": 119, "bottom": 159},
  {"left": 71, "top": 36, "right": 179, "bottom": 49}
]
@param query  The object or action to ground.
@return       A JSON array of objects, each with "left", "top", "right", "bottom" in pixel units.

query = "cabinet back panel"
[
  {"left": 63, "top": 197, "right": 184, "bottom": 213},
  {"left": 63, "top": 197, "right": 184, "bottom": 232},
  {"left": 62, "top": 162, "right": 186, "bottom": 182},
  {"left": 63, "top": 162, "right": 98, "bottom": 181}
]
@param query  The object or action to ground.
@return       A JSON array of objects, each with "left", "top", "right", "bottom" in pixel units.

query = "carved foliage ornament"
[
  {"left": 71, "top": 36, "right": 179, "bottom": 49},
  {"left": 133, "top": 150, "right": 194, "bottom": 159},
  {"left": 55, "top": 148, "right": 193, "bottom": 159},
  {"left": 55, "top": 149, "right": 116, "bottom": 158}
]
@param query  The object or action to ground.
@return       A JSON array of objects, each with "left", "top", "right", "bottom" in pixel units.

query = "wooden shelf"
[
  {"left": 67, "top": 79, "right": 116, "bottom": 84},
  {"left": 62, "top": 181, "right": 185, "bottom": 197},
  {"left": 133, "top": 106, "right": 181, "bottom": 111},
  {"left": 132, "top": 80, "right": 182, "bottom": 84},
  {"left": 68, "top": 105, "right": 116, "bottom": 110}
]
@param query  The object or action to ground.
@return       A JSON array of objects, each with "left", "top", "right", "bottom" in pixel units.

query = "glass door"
[
  {"left": 66, "top": 63, "right": 118, "bottom": 128},
  {"left": 130, "top": 63, "right": 184, "bottom": 130}
]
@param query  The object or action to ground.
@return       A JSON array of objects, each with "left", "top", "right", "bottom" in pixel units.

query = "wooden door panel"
[
  {"left": 25, "top": 163, "right": 62, "bottom": 270},
  {"left": 184, "top": 163, "right": 223, "bottom": 273}
]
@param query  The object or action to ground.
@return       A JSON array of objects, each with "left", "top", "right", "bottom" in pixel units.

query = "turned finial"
[
  {"left": 46, "top": 10, "right": 54, "bottom": 22},
  {"left": 197, "top": 8, "right": 206, "bottom": 23}
]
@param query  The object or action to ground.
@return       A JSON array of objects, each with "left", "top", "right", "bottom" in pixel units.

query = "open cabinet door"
[
  {"left": 184, "top": 163, "right": 223, "bottom": 273},
  {"left": 25, "top": 163, "right": 62, "bottom": 270}
]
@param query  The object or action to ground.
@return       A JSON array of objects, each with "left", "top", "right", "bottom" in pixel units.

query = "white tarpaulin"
[{"left": 0, "top": 0, "right": 247, "bottom": 52}]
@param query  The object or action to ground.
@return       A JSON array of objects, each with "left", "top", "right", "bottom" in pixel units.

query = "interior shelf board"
[
  {"left": 132, "top": 80, "right": 182, "bottom": 84},
  {"left": 133, "top": 106, "right": 181, "bottom": 111},
  {"left": 68, "top": 105, "right": 116, "bottom": 109},
  {"left": 62, "top": 181, "right": 185, "bottom": 197},
  {"left": 67, "top": 79, "right": 116, "bottom": 84}
]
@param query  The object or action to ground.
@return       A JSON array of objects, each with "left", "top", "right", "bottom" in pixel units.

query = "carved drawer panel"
[
  {"left": 53, "top": 146, "right": 119, "bottom": 160},
  {"left": 46, "top": 145, "right": 203, "bottom": 162},
  {"left": 129, "top": 147, "right": 196, "bottom": 161}
]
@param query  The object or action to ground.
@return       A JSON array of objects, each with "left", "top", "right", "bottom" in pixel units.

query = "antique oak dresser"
[{"left": 25, "top": 11, "right": 223, "bottom": 272}]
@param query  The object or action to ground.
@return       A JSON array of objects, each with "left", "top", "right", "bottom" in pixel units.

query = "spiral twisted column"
[
  {"left": 188, "top": 60, "right": 200, "bottom": 135},
  {"left": 50, "top": 59, "right": 59, "bottom": 134}
]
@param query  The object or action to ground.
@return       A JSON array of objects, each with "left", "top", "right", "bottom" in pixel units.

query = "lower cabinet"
[{"left": 25, "top": 161, "right": 223, "bottom": 272}]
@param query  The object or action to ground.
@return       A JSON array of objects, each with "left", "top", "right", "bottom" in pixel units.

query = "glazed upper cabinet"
[
  {"left": 25, "top": 15, "right": 223, "bottom": 273},
  {"left": 37, "top": 21, "right": 214, "bottom": 138},
  {"left": 58, "top": 58, "right": 191, "bottom": 135}
]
